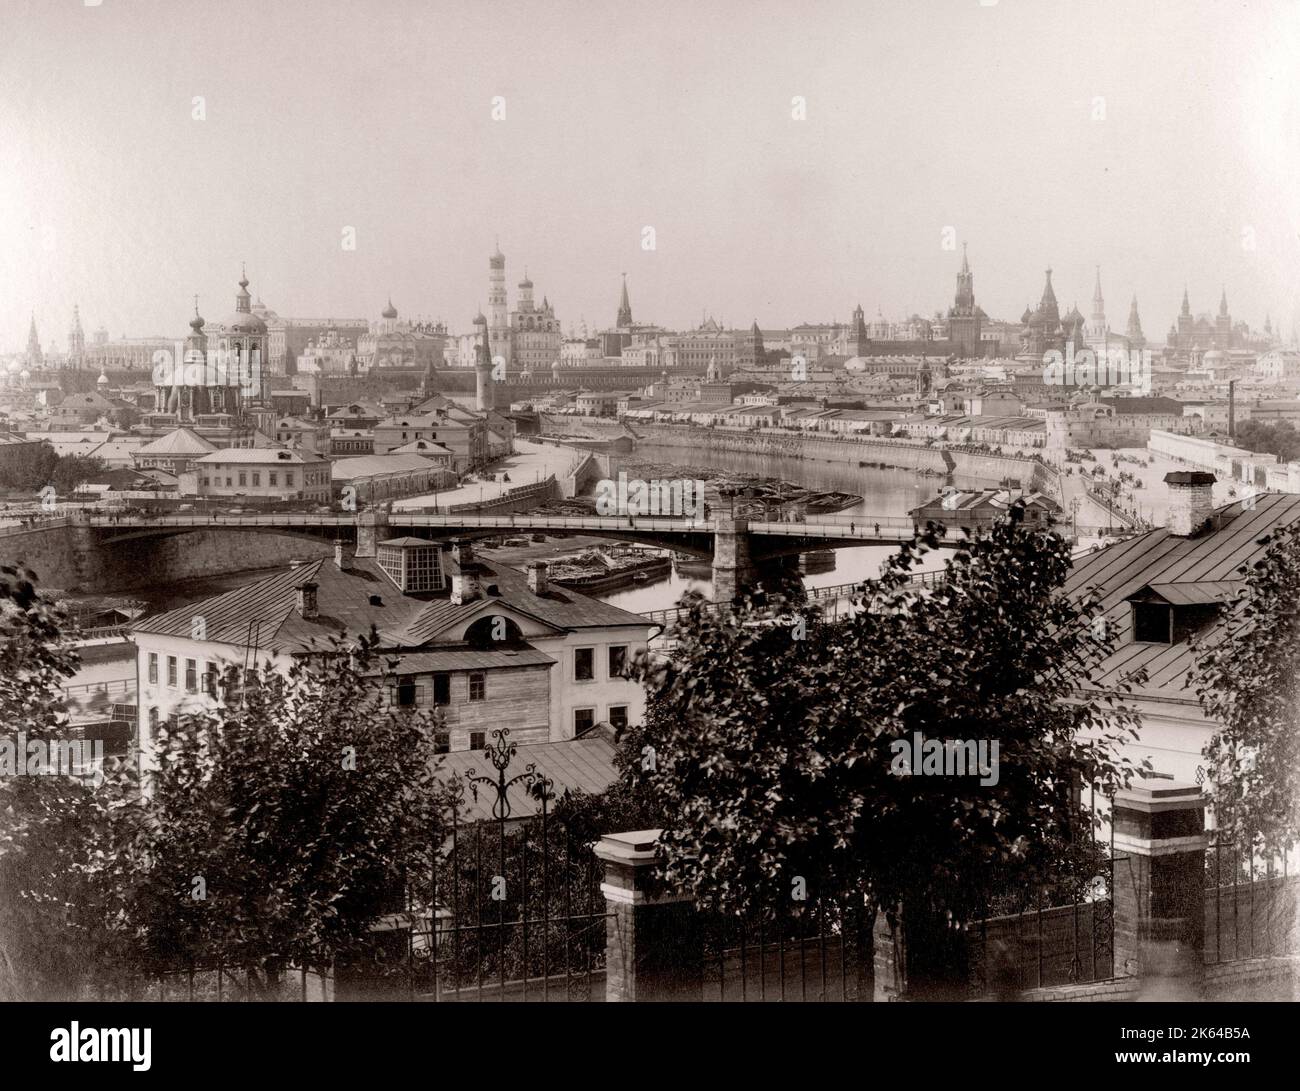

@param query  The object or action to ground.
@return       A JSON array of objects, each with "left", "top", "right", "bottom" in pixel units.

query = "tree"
[
  {"left": 624, "top": 505, "right": 1147, "bottom": 998},
  {"left": 0, "top": 564, "right": 139, "bottom": 1001},
  {"left": 133, "top": 633, "right": 452, "bottom": 994},
  {"left": 1234, "top": 420, "right": 1300, "bottom": 463},
  {"left": 1192, "top": 521, "right": 1300, "bottom": 851}
]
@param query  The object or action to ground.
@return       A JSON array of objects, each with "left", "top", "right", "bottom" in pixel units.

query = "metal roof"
[
  {"left": 439, "top": 735, "right": 619, "bottom": 822},
  {"left": 1064, "top": 493, "right": 1300, "bottom": 701}
]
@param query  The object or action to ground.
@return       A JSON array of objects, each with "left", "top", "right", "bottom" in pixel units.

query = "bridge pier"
[
  {"left": 711, "top": 513, "right": 755, "bottom": 602},
  {"left": 355, "top": 510, "right": 389, "bottom": 558}
]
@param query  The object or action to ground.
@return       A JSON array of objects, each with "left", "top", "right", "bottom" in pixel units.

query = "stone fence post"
[
  {"left": 1111, "top": 781, "right": 1208, "bottom": 999},
  {"left": 594, "top": 830, "right": 702, "bottom": 1001}
]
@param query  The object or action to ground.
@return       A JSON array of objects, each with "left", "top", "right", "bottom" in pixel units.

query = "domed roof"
[
  {"left": 96, "top": 371, "right": 109, "bottom": 385},
  {"left": 216, "top": 310, "right": 267, "bottom": 334},
  {"left": 382, "top": 297, "right": 398, "bottom": 320},
  {"left": 473, "top": 311, "right": 487, "bottom": 326}
]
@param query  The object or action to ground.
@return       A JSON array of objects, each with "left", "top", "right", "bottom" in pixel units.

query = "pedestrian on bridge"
[{"left": 850, "top": 521, "right": 855, "bottom": 535}]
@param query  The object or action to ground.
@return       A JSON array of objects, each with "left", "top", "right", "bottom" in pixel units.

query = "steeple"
[
  {"left": 616, "top": 273, "right": 632, "bottom": 328},
  {"left": 1092, "top": 266, "right": 1104, "bottom": 313},
  {"left": 68, "top": 304, "right": 85, "bottom": 364},
  {"left": 1181, "top": 286, "right": 1191, "bottom": 317},
  {"left": 953, "top": 245, "right": 974, "bottom": 312},
  {"left": 1126, "top": 295, "right": 1145, "bottom": 350},
  {"left": 1219, "top": 287, "right": 1229, "bottom": 317},
  {"left": 25, "top": 313, "right": 43, "bottom": 368}
]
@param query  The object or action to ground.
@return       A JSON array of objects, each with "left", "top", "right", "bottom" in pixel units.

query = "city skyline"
[{"left": 3, "top": 0, "right": 1299, "bottom": 348}]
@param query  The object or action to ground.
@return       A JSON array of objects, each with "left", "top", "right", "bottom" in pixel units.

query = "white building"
[{"left": 130, "top": 539, "right": 652, "bottom": 762}]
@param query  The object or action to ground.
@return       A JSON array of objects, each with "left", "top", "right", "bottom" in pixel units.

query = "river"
[{"left": 128, "top": 442, "right": 972, "bottom": 616}]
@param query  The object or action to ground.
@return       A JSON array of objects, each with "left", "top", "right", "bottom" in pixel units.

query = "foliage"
[
  {"left": 1234, "top": 420, "right": 1300, "bottom": 463},
  {"left": 624, "top": 505, "right": 1146, "bottom": 993},
  {"left": 133, "top": 633, "right": 452, "bottom": 991},
  {"left": 0, "top": 441, "right": 106, "bottom": 493},
  {"left": 0, "top": 564, "right": 139, "bottom": 1001},
  {"left": 1192, "top": 521, "right": 1300, "bottom": 851}
]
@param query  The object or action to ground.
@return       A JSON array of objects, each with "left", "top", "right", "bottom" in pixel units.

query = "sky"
[{"left": 2, "top": 0, "right": 1299, "bottom": 353}]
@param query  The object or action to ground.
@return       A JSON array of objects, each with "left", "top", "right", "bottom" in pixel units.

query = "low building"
[
  {"left": 132, "top": 427, "right": 216, "bottom": 477},
  {"left": 373, "top": 408, "right": 488, "bottom": 472},
  {"left": 192, "top": 447, "right": 332, "bottom": 504},
  {"left": 331, "top": 453, "right": 456, "bottom": 503},
  {"left": 130, "top": 539, "right": 652, "bottom": 759},
  {"left": 910, "top": 488, "right": 1061, "bottom": 533}
]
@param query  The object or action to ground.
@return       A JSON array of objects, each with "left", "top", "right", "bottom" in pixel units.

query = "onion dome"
[{"left": 382, "top": 297, "right": 398, "bottom": 320}]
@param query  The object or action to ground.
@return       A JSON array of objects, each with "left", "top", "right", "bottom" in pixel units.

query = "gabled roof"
[
  {"left": 1131, "top": 581, "right": 1243, "bottom": 606},
  {"left": 1064, "top": 493, "right": 1300, "bottom": 701},
  {"left": 132, "top": 551, "right": 651, "bottom": 654}
]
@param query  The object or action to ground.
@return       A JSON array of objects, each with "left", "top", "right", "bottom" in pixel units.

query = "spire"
[
  {"left": 236, "top": 265, "right": 251, "bottom": 313},
  {"left": 1219, "top": 286, "right": 1229, "bottom": 317},
  {"left": 961, "top": 241, "right": 969, "bottom": 275},
  {"left": 1092, "top": 265, "right": 1103, "bottom": 306},
  {"left": 1181, "top": 286, "right": 1191, "bottom": 316},
  {"left": 616, "top": 273, "right": 632, "bottom": 328}
]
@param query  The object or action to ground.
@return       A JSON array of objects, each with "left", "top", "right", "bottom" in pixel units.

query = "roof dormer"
[{"left": 1125, "top": 581, "right": 1241, "bottom": 644}]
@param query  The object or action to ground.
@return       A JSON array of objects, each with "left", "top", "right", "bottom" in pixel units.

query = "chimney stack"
[
  {"left": 527, "top": 561, "right": 548, "bottom": 595},
  {"left": 1164, "top": 471, "right": 1216, "bottom": 537},
  {"left": 451, "top": 538, "right": 474, "bottom": 565},
  {"left": 296, "top": 581, "right": 319, "bottom": 619},
  {"left": 334, "top": 540, "right": 347, "bottom": 569}
]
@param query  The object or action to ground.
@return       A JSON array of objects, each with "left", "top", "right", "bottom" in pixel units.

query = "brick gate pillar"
[
  {"left": 594, "top": 829, "right": 702, "bottom": 1002},
  {"left": 1111, "top": 782, "right": 1208, "bottom": 999}
]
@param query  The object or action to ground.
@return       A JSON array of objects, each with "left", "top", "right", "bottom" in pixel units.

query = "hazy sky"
[{"left": 3, "top": 0, "right": 1299, "bottom": 353}]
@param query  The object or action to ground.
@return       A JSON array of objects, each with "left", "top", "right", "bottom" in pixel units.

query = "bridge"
[{"left": 58, "top": 507, "right": 1132, "bottom": 600}]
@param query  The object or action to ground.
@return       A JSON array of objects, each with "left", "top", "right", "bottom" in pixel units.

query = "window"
[
  {"left": 286, "top": 472, "right": 294, "bottom": 486},
  {"left": 574, "top": 708, "right": 595, "bottom": 735},
  {"left": 433, "top": 673, "right": 451, "bottom": 705},
  {"left": 395, "top": 677, "right": 416, "bottom": 707},
  {"left": 269, "top": 472, "right": 277, "bottom": 486},
  {"left": 574, "top": 647, "right": 594, "bottom": 681},
  {"left": 238, "top": 472, "right": 247, "bottom": 487},
  {"left": 252, "top": 472, "right": 260, "bottom": 486},
  {"left": 167, "top": 656, "right": 177, "bottom": 687},
  {"left": 609, "top": 705, "right": 629, "bottom": 732},
  {"left": 1133, "top": 602, "right": 1172, "bottom": 644},
  {"left": 469, "top": 731, "right": 486, "bottom": 751},
  {"left": 433, "top": 732, "right": 450, "bottom": 755},
  {"left": 184, "top": 659, "right": 197, "bottom": 692},
  {"left": 148, "top": 653, "right": 158, "bottom": 685},
  {"left": 148, "top": 707, "right": 159, "bottom": 740},
  {"left": 203, "top": 664, "right": 217, "bottom": 696},
  {"left": 469, "top": 672, "right": 486, "bottom": 701},
  {"left": 608, "top": 645, "right": 628, "bottom": 678}
]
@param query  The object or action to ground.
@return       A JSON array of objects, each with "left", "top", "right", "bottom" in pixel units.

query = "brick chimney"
[
  {"left": 1164, "top": 471, "right": 1216, "bottom": 537},
  {"left": 296, "top": 581, "right": 319, "bottom": 619},
  {"left": 447, "top": 539, "right": 480, "bottom": 605},
  {"left": 527, "top": 561, "right": 548, "bottom": 595}
]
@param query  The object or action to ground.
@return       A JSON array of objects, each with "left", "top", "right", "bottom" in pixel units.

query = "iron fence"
[{"left": 1205, "top": 839, "right": 1299, "bottom": 964}]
